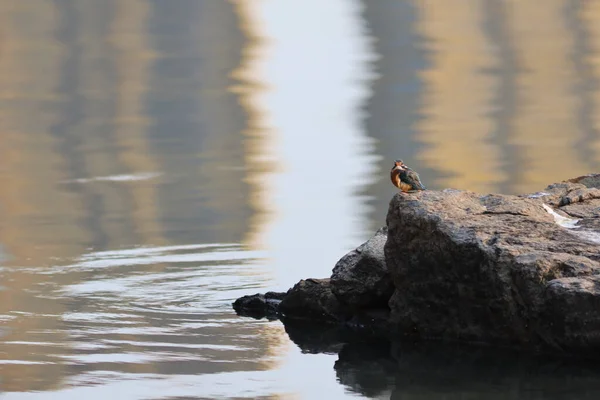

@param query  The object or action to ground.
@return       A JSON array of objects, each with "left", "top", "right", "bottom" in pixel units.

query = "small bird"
[{"left": 390, "top": 159, "right": 426, "bottom": 192}]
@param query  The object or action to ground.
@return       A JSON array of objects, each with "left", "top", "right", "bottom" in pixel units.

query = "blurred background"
[{"left": 1, "top": 0, "right": 599, "bottom": 399}]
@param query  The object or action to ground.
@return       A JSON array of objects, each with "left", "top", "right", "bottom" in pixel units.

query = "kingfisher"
[{"left": 390, "top": 159, "right": 426, "bottom": 192}]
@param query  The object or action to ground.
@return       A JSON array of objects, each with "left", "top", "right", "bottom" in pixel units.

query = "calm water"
[{"left": 2, "top": 1, "right": 600, "bottom": 398}]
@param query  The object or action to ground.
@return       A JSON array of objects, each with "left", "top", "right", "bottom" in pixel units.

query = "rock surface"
[
  {"left": 330, "top": 227, "right": 392, "bottom": 308},
  {"left": 232, "top": 291, "right": 286, "bottom": 320},
  {"left": 279, "top": 278, "right": 347, "bottom": 322},
  {"left": 385, "top": 175, "right": 600, "bottom": 352},
  {"left": 233, "top": 174, "right": 600, "bottom": 356}
]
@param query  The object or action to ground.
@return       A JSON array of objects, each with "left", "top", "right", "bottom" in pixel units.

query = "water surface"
[{"left": 2, "top": 0, "right": 600, "bottom": 398}]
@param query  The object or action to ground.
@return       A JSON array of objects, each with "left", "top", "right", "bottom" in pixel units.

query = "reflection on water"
[
  {"left": 2, "top": 0, "right": 600, "bottom": 398},
  {"left": 1, "top": 245, "right": 289, "bottom": 398},
  {"left": 233, "top": 0, "right": 379, "bottom": 289},
  {"left": 334, "top": 339, "right": 600, "bottom": 399}
]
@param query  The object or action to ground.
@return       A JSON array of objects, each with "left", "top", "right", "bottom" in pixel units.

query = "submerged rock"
[{"left": 330, "top": 227, "right": 392, "bottom": 308}]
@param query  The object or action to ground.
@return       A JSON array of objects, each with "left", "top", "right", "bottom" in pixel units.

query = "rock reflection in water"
[{"left": 283, "top": 319, "right": 600, "bottom": 399}]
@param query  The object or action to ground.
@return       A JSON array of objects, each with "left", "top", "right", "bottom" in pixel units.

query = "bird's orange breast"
[{"left": 390, "top": 168, "right": 412, "bottom": 192}]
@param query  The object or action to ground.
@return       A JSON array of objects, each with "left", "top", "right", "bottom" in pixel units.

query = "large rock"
[
  {"left": 330, "top": 227, "right": 393, "bottom": 308},
  {"left": 232, "top": 174, "right": 600, "bottom": 356},
  {"left": 385, "top": 175, "right": 600, "bottom": 352}
]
